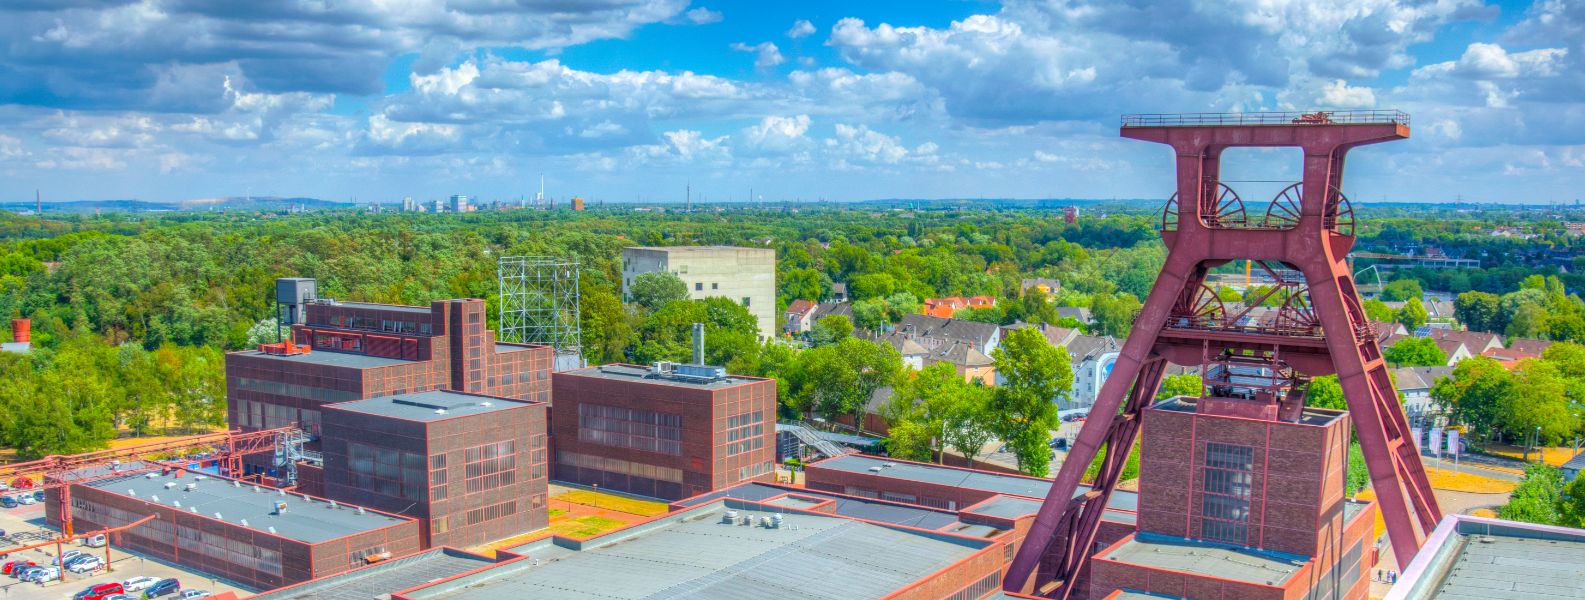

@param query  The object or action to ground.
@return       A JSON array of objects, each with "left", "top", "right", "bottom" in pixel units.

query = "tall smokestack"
[
  {"left": 692, "top": 323, "right": 704, "bottom": 365},
  {"left": 11, "top": 319, "right": 28, "bottom": 344}
]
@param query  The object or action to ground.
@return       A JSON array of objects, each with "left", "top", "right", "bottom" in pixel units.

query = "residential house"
[
  {"left": 875, "top": 333, "right": 929, "bottom": 370},
  {"left": 1426, "top": 329, "right": 1504, "bottom": 355},
  {"left": 1481, "top": 347, "right": 1541, "bottom": 364},
  {"left": 783, "top": 299, "right": 818, "bottom": 334},
  {"left": 924, "top": 342, "right": 995, "bottom": 386},
  {"left": 895, "top": 314, "right": 1001, "bottom": 356},
  {"left": 921, "top": 296, "right": 996, "bottom": 319},
  {"left": 1562, "top": 452, "right": 1585, "bottom": 483},
  {"left": 1372, "top": 321, "right": 1409, "bottom": 342},
  {"left": 830, "top": 283, "right": 849, "bottom": 303},
  {"left": 1021, "top": 278, "right": 1061, "bottom": 299},
  {"left": 1510, "top": 338, "right": 1555, "bottom": 355},
  {"left": 1391, "top": 365, "right": 1455, "bottom": 424},
  {"left": 998, "top": 322, "right": 1081, "bottom": 349},
  {"left": 1056, "top": 307, "right": 1092, "bottom": 325},
  {"left": 809, "top": 302, "right": 854, "bottom": 325},
  {"left": 1062, "top": 335, "right": 1123, "bottom": 410}
]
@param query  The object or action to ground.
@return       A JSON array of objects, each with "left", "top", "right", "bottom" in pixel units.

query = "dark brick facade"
[
  {"left": 45, "top": 484, "right": 421, "bottom": 591},
  {"left": 320, "top": 394, "right": 549, "bottom": 549},
  {"left": 551, "top": 366, "right": 776, "bottom": 501}
]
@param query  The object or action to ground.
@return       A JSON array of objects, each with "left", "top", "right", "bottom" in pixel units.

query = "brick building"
[
  {"left": 319, "top": 390, "right": 549, "bottom": 549},
  {"left": 551, "top": 363, "right": 776, "bottom": 500},
  {"left": 48, "top": 467, "right": 420, "bottom": 591},
  {"left": 227, "top": 281, "right": 551, "bottom": 475},
  {"left": 1087, "top": 396, "right": 1377, "bottom": 600}
]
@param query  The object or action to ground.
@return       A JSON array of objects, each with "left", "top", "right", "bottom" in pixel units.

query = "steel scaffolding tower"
[{"left": 497, "top": 256, "right": 581, "bottom": 354}]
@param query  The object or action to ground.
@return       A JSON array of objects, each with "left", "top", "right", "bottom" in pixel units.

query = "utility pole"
[{"left": 686, "top": 183, "right": 691, "bottom": 213}]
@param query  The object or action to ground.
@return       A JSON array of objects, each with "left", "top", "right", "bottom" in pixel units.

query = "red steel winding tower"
[{"left": 1005, "top": 110, "right": 1440, "bottom": 598}]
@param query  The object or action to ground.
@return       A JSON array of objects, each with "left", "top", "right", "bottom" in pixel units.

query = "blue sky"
[{"left": 1, "top": 0, "right": 1583, "bottom": 206}]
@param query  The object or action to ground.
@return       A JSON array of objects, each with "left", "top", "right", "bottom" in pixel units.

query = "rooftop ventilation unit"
[
  {"left": 128, "top": 490, "right": 136, "bottom": 497},
  {"left": 329, "top": 500, "right": 338, "bottom": 509},
  {"left": 723, "top": 511, "right": 738, "bottom": 524},
  {"left": 232, "top": 480, "right": 241, "bottom": 487},
  {"left": 164, "top": 482, "right": 176, "bottom": 489},
  {"left": 240, "top": 519, "right": 249, "bottom": 528},
  {"left": 194, "top": 475, "right": 206, "bottom": 481},
  {"left": 214, "top": 513, "right": 223, "bottom": 520},
  {"left": 480, "top": 402, "right": 492, "bottom": 407},
  {"left": 357, "top": 507, "right": 366, "bottom": 515},
  {"left": 435, "top": 409, "right": 447, "bottom": 415},
  {"left": 151, "top": 495, "right": 159, "bottom": 503},
  {"left": 172, "top": 500, "right": 181, "bottom": 508},
  {"left": 146, "top": 473, "right": 158, "bottom": 479},
  {"left": 185, "top": 483, "right": 196, "bottom": 492},
  {"left": 268, "top": 527, "right": 277, "bottom": 535},
  {"left": 190, "top": 507, "right": 198, "bottom": 514},
  {"left": 252, "top": 486, "right": 260, "bottom": 493}
]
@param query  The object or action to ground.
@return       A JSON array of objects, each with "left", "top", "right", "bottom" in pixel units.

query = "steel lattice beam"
[
  {"left": 1005, "top": 113, "right": 1440, "bottom": 598},
  {"left": 497, "top": 256, "right": 581, "bottom": 353}
]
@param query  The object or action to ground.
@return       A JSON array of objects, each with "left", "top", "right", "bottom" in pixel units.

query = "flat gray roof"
[
  {"left": 249, "top": 548, "right": 493, "bottom": 600},
  {"left": 327, "top": 390, "right": 533, "bottom": 421},
  {"left": 87, "top": 471, "right": 410, "bottom": 545},
  {"left": 234, "top": 349, "right": 412, "bottom": 369},
  {"left": 495, "top": 342, "right": 541, "bottom": 354},
  {"left": 969, "top": 496, "right": 1044, "bottom": 519},
  {"left": 409, "top": 501, "right": 987, "bottom": 600},
  {"left": 1425, "top": 534, "right": 1585, "bottom": 599},
  {"left": 624, "top": 245, "right": 772, "bottom": 253},
  {"left": 676, "top": 483, "right": 964, "bottom": 530},
  {"left": 334, "top": 301, "right": 433, "bottom": 314},
  {"left": 1100, "top": 533, "right": 1308, "bottom": 587},
  {"left": 561, "top": 364, "right": 767, "bottom": 390},
  {"left": 812, "top": 454, "right": 1140, "bottom": 513}
]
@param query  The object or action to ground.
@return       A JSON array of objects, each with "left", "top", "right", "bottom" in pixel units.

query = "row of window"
[
  {"left": 233, "top": 377, "right": 361, "bottom": 403},
  {"left": 1201, "top": 442, "right": 1255, "bottom": 545},
  {"left": 467, "top": 500, "right": 518, "bottom": 525},
  {"left": 237, "top": 400, "right": 321, "bottom": 433},
  {"left": 315, "top": 315, "right": 434, "bottom": 335},
  {"left": 348, "top": 442, "right": 431, "bottom": 502},
  {"left": 725, "top": 411, "right": 766, "bottom": 457},
  {"left": 348, "top": 545, "right": 388, "bottom": 567},
  {"left": 578, "top": 403, "right": 684, "bottom": 455},
  {"left": 464, "top": 441, "right": 518, "bottom": 494},
  {"left": 943, "top": 571, "right": 1002, "bottom": 600},
  {"left": 557, "top": 451, "right": 685, "bottom": 483},
  {"left": 736, "top": 462, "right": 773, "bottom": 481},
  {"left": 841, "top": 486, "right": 956, "bottom": 510},
  {"left": 725, "top": 436, "right": 764, "bottom": 457},
  {"left": 71, "top": 499, "right": 284, "bottom": 576},
  {"left": 314, "top": 333, "right": 362, "bottom": 352}
]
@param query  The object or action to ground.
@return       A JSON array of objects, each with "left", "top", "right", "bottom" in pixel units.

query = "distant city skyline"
[{"left": 0, "top": 0, "right": 1580, "bottom": 206}]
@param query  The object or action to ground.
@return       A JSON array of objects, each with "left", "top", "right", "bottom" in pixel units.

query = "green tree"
[
  {"left": 1346, "top": 442, "right": 1370, "bottom": 496},
  {"left": 1157, "top": 373, "right": 1202, "bottom": 399},
  {"left": 851, "top": 300, "right": 887, "bottom": 331},
  {"left": 943, "top": 388, "right": 997, "bottom": 470},
  {"left": 1455, "top": 291, "right": 1502, "bottom": 333},
  {"left": 1384, "top": 336, "right": 1448, "bottom": 367},
  {"left": 1090, "top": 292, "right": 1141, "bottom": 337},
  {"left": 1561, "top": 475, "right": 1585, "bottom": 528},
  {"left": 1396, "top": 298, "right": 1429, "bottom": 330},
  {"left": 1507, "top": 301, "right": 1551, "bottom": 339},
  {"left": 1546, "top": 313, "right": 1585, "bottom": 343},
  {"left": 1382, "top": 279, "right": 1424, "bottom": 302},
  {"left": 1499, "top": 464, "right": 1564, "bottom": 525},
  {"left": 629, "top": 271, "right": 688, "bottom": 311},
  {"left": 1083, "top": 441, "right": 1140, "bottom": 483},
  {"left": 1506, "top": 360, "right": 1575, "bottom": 460},
  {"left": 884, "top": 363, "right": 994, "bottom": 465},
  {"left": 1304, "top": 375, "right": 1347, "bottom": 410},
  {"left": 805, "top": 338, "right": 902, "bottom": 430},
  {"left": 1431, "top": 357, "right": 1512, "bottom": 449},
  {"left": 989, "top": 327, "right": 1072, "bottom": 476},
  {"left": 1362, "top": 298, "right": 1397, "bottom": 323},
  {"left": 810, "top": 314, "right": 854, "bottom": 347}
]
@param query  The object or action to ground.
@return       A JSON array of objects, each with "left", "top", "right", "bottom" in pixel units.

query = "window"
[
  {"left": 578, "top": 403, "right": 683, "bottom": 455},
  {"left": 943, "top": 572, "right": 1002, "bottom": 600},
  {"left": 463, "top": 441, "right": 516, "bottom": 494},
  {"left": 695, "top": 283, "right": 703, "bottom": 291},
  {"left": 680, "top": 265, "right": 688, "bottom": 274},
  {"left": 738, "top": 462, "right": 772, "bottom": 481},
  {"left": 432, "top": 516, "right": 449, "bottom": 534},
  {"left": 348, "top": 442, "right": 428, "bottom": 501},
  {"left": 741, "top": 297, "right": 750, "bottom": 306},
  {"left": 1201, "top": 442, "right": 1254, "bottom": 544},
  {"left": 712, "top": 283, "right": 718, "bottom": 289},
  {"left": 466, "top": 501, "right": 517, "bottom": 525},
  {"left": 725, "top": 411, "right": 766, "bottom": 456},
  {"left": 233, "top": 378, "right": 360, "bottom": 403},
  {"left": 420, "top": 323, "right": 433, "bottom": 334},
  {"left": 349, "top": 545, "right": 387, "bottom": 567},
  {"left": 74, "top": 499, "right": 289, "bottom": 577},
  {"left": 556, "top": 451, "right": 683, "bottom": 483}
]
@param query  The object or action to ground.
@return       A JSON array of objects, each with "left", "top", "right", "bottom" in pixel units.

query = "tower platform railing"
[{"left": 1123, "top": 110, "right": 1409, "bottom": 127}]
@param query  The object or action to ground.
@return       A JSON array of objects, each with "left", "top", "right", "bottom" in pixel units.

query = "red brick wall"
[
  {"left": 1090, "top": 549, "right": 1288, "bottom": 600},
  {"left": 309, "top": 519, "right": 423, "bottom": 579},
  {"left": 804, "top": 462, "right": 1007, "bottom": 509},
  {"left": 886, "top": 546, "right": 1003, "bottom": 600}
]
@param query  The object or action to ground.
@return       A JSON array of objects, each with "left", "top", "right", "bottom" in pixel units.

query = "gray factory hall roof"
[
  {"left": 248, "top": 548, "right": 494, "bottom": 600},
  {"left": 561, "top": 363, "right": 768, "bottom": 390},
  {"left": 88, "top": 471, "right": 410, "bottom": 545},
  {"left": 326, "top": 390, "right": 535, "bottom": 421},
  {"left": 678, "top": 483, "right": 965, "bottom": 531},
  {"left": 1420, "top": 533, "right": 1585, "bottom": 599},
  {"left": 1100, "top": 533, "right": 1308, "bottom": 587},
  {"left": 332, "top": 301, "right": 434, "bottom": 314},
  {"left": 812, "top": 454, "right": 1140, "bottom": 513},
  {"left": 233, "top": 348, "right": 412, "bottom": 369},
  {"left": 405, "top": 500, "right": 991, "bottom": 600}
]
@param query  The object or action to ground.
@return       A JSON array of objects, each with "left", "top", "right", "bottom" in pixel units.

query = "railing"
[{"left": 1123, "top": 110, "right": 1409, "bottom": 127}]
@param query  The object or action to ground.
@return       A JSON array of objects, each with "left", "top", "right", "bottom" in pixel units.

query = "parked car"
[
  {"left": 32, "top": 491, "right": 45, "bottom": 503},
  {"left": 122, "top": 576, "right": 161, "bottom": 592},
  {"left": 68, "top": 555, "right": 104, "bottom": 573},
  {"left": 8, "top": 478, "right": 32, "bottom": 489},
  {"left": 54, "top": 550, "right": 84, "bottom": 565},
  {"left": 103, "top": 595, "right": 137, "bottom": 600},
  {"left": 23, "top": 566, "right": 60, "bottom": 582},
  {"left": 86, "top": 534, "right": 108, "bottom": 548},
  {"left": 0, "top": 497, "right": 16, "bottom": 509},
  {"left": 12, "top": 566, "right": 45, "bottom": 580},
  {"left": 177, "top": 591, "right": 211, "bottom": 599},
  {"left": 4, "top": 560, "right": 37, "bottom": 574},
  {"left": 74, "top": 582, "right": 125, "bottom": 600},
  {"left": 143, "top": 578, "right": 180, "bottom": 598},
  {"left": 1049, "top": 437, "right": 1068, "bottom": 450},
  {"left": 18, "top": 495, "right": 36, "bottom": 505},
  {"left": 0, "top": 481, "right": 9, "bottom": 491}
]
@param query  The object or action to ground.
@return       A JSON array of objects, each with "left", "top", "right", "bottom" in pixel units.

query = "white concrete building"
[{"left": 621, "top": 246, "right": 776, "bottom": 339}]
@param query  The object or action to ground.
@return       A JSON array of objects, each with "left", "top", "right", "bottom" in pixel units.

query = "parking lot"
[{"left": 0, "top": 499, "right": 251, "bottom": 600}]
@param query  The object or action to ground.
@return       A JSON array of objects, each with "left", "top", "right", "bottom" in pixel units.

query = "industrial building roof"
[
  {"left": 495, "top": 342, "right": 540, "bottom": 354},
  {"left": 1149, "top": 396, "right": 1346, "bottom": 427},
  {"left": 1099, "top": 533, "right": 1308, "bottom": 587},
  {"left": 326, "top": 390, "right": 534, "bottom": 421},
  {"left": 677, "top": 483, "right": 966, "bottom": 531},
  {"left": 811, "top": 454, "right": 1141, "bottom": 513},
  {"left": 87, "top": 471, "right": 411, "bottom": 544},
  {"left": 561, "top": 363, "right": 768, "bottom": 390},
  {"left": 248, "top": 548, "right": 494, "bottom": 600},
  {"left": 405, "top": 499, "right": 990, "bottom": 600},
  {"left": 234, "top": 348, "right": 412, "bottom": 369},
  {"left": 968, "top": 496, "right": 1044, "bottom": 519},
  {"left": 624, "top": 245, "right": 772, "bottom": 253},
  {"left": 1388, "top": 514, "right": 1585, "bottom": 600},
  {"left": 332, "top": 301, "right": 434, "bottom": 314}
]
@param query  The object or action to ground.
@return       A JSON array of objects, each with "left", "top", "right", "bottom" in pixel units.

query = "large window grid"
[
  {"left": 1200, "top": 442, "right": 1254, "bottom": 545},
  {"left": 430, "top": 454, "right": 449, "bottom": 501},
  {"left": 348, "top": 442, "right": 428, "bottom": 501},
  {"left": 233, "top": 378, "right": 360, "bottom": 403},
  {"left": 313, "top": 332, "right": 362, "bottom": 352},
  {"left": 557, "top": 451, "right": 683, "bottom": 483},
  {"left": 944, "top": 571, "right": 1002, "bottom": 600},
  {"left": 466, "top": 501, "right": 517, "bottom": 525},
  {"left": 725, "top": 411, "right": 766, "bottom": 456},
  {"left": 464, "top": 441, "right": 516, "bottom": 494},
  {"left": 578, "top": 404, "right": 683, "bottom": 455}
]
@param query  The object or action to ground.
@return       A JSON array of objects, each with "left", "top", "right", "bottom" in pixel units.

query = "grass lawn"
[
  {"left": 554, "top": 490, "right": 669, "bottom": 516},
  {"left": 549, "top": 508, "right": 568, "bottom": 517},
  {"left": 1425, "top": 469, "right": 1517, "bottom": 494},
  {"left": 1482, "top": 443, "right": 1579, "bottom": 468},
  {"left": 549, "top": 516, "right": 629, "bottom": 539}
]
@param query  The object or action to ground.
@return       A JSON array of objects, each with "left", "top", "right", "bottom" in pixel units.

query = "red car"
[
  {"left": 74, "top": 582, "right": 123, "bottom": 600},
  {"left": 8, "top": 478, "right": 32, "bottom": 490},
  {"left": 3, "top": 560, "right": 36, "bottom": 574}
]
